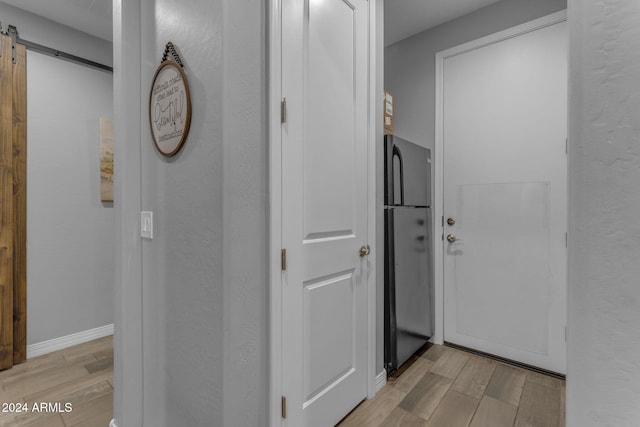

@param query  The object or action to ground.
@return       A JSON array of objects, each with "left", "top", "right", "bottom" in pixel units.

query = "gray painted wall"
[
  {"left": 0, "top": 3, "right": 114, "bottom": 346},
  {"left": 114, "top": 0, "right": 267, "bottom": 425},
  {"left": 0, "top": 2, "right": 112, "bottom": 66},
  {"left": 113, "top": 0, "right": 143, "bottom": 424},
  {"left": 139, "top": 0, "right": 225, "bottom": 424},
  {"left": 567, "top": 1, "right": 640, "bottom": 425},
  {"left": 27, "top": 52, "right": 114, "bottom": 345},
  {"left": 384, "top": 0, "right": 567, "bottom": 151},
  {"left": 221, "top": 0, "right": 268, "bottom": 425}
]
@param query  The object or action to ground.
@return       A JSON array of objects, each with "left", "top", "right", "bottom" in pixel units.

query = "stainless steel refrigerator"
[{"left": 384, "top": 135, "right": 434, "bottom": 373}]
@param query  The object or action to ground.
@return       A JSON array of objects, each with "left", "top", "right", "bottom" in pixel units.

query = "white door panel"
[
  {"left": 304, "top": 0, "right": 356, "bottom": 239},
  {"left": 304, "top": 272, "right": 355, "bottom": 402},
  {"left": 443, "top": 20, "right": 567, "bottom": 374},
  {"left": 282, "top": 0, "right": 369, "bottom": 425}
]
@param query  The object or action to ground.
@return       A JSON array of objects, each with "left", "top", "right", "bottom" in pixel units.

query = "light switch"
[{"left": 141, "top": 211, "right": 153, "bottom": 239}]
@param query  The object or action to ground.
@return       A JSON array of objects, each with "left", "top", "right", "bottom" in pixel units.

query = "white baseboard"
[
  {"left": 110, "top": 419, "right": 117, "bottom": 427},
  {"left": 376, "top": 369, "right": 387, "bottom": 392},
  {"left": 27, "top": 324, "right": 114, "bottom": 359}
]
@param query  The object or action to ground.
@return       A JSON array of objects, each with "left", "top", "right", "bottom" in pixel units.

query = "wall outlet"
[{"left": 141, "top": 211, "right": 153, "bottom": 239}]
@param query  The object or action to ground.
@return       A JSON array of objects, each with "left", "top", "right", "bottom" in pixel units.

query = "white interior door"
[
  {"left": 281, "top": 0, "right": 370, "bottom": 425},
  {"left": 442, "top": 20, "right": 567, "bottom": 374}
]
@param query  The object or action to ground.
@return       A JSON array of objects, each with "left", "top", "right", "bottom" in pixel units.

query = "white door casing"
[
  {"left": 279, "top": 0, "right": 371, "bottom": 426},
  {"left": 437, "top": 13, "right": 568, "bottom": 374}
]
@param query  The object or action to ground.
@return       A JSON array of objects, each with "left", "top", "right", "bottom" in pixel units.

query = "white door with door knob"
[
  {"left": 441, "top": 15, "right": 568, "bottom": 374},
  {"left": 280, "top": 0, "right": 371, "bottom": 425}
]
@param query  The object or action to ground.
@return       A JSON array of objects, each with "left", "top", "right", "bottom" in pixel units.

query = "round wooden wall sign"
[{"left": 149, "top": 59, "right": 192, "bottom": 156}]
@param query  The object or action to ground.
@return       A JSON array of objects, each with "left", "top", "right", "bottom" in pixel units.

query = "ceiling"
[
  {"left": 385, "top": 0, "right": 504, "bottom": 46},
  {"left": 1, "top": 0, "right": 503, "bottom": 46},
  {"left": 0, "top": 0, "right": 112, "bottom": 41}
]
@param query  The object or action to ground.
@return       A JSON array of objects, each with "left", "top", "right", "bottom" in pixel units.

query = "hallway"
[{"left": 339, "top": 344, "right": 565, "bottom": 427}]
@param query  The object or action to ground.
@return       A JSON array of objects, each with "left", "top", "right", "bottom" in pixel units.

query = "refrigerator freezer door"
[
  {"left": 385, "top": 206, "right": 433, "bottom": 371},
  {"left": 384, "top": 136, "right": 431, "bottom": 207}
]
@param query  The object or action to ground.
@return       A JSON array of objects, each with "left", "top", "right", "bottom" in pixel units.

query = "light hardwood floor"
[
  {"left": 339, "top": 344, "right": 565, "bottom": 427},
  {"left": 0, "top": 338, "right": 563, "bottom": 426},
  {"left": 0, "top": 336, "right": 113, "bottom": 427}
]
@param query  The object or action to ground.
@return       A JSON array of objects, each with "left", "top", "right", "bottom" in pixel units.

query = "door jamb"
[
  {"left": 433, "top": 9, "right": 568, "bottom": 346},
  {"left": 268, "top": 0, "right": 283, "bottom": 425},
  {"left": 367, "top": 0, "right": 381, "bottom": 401},
  {"left": 268, "top": 0, "right": 379, "bottom": 425}
]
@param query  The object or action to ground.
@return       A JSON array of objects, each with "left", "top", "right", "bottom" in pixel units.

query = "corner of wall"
[
  {"left": 112, "top": 0, "right": 143, "bottom": 425},
  {"left": 567, "top": 1, "right": 640, "bottom": 425},
  {"left": 221, "top": 0, "right": 269, "bottom": 425}
]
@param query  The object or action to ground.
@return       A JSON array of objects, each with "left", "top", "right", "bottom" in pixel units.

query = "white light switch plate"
[{"left": 141, "top": 211, "right": 153, "bottom": 239}]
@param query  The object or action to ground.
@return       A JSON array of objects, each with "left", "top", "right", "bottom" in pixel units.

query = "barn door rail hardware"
[
  {"left": 0, "top": 23, "right": 112, "bottom": 73},
  {"left": 0, "top": 23, "right": 18, "bottom": 63}
]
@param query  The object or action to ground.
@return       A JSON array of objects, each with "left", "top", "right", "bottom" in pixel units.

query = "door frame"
[
  {"left": 268, "top": 0, "right": 380, "bottom": 425},
  {"left": 433, "top": 10, "right": 568, "bottom": 346}
]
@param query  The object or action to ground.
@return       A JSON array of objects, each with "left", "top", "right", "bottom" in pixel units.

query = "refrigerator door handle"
[{"left": 392, "top": 145, "right": 405, "bottom": 206}]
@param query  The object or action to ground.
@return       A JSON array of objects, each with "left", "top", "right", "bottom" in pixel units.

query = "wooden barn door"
[{"left": 0, "top": 31, "right": 27, "bottom": 369}]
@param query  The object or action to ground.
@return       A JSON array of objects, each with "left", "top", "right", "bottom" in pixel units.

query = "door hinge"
[
  {"left": 281, "top": 396, "right": 287, "bottom": 419},
  {"left": 281, "top": 98, "right": 287, "bottom": 124},
  {"left": 281, "top": 249, "right": 287, "bottom": 271}
]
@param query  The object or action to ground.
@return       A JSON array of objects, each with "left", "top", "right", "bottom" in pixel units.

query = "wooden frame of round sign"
[{"left": 149, "top": 59, "right": 192, "bottom": 156}]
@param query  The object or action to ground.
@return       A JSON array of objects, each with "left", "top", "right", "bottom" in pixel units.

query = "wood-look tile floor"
[
  {"left": 0, "top": 336, "right": 113, "bottom": 427},
  {"left": 339, "top": 344, "right": 565, "bottom": 427}
]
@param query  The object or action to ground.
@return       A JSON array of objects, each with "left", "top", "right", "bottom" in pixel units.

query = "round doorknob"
[
  {"left": 447, "top": 217, "right": 456, "bottom": 226},
  {"left": 446, "top": 234, "right": 457, "bottom": 243},
  {"left": 359, "top": 245, "right": 370, "bottom": 257}
]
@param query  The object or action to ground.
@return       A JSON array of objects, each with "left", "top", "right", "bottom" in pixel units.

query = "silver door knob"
[
  {"left": 447, "top": 217, "right": 456, "bottom": 226},
  {"left": 359, "top": 245, "right": 370, "bottom": 257},
  {"left": 446, "top": 234, "right": 457, "bottom": 243}
]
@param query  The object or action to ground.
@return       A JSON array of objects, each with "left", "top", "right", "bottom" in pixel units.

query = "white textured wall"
[
  {"left": 112, "top": 1, "right": 143, "bottom": 425},
  {"left": 567, "top": 1, "right": 640, "bottom": 426},
  {"left": 221, "top": 0, "right": 268, "bottom": 425},
  {"left": 139, "top": 0, "right": 225, "bottom": 424},
  {"left": 26, "top": 52, "right": 114, "bottom": 345},
  {"left": 114, "top": 0, "right": 267, "bottom": 425}
]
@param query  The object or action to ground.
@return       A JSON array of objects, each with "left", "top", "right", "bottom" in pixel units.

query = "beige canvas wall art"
[{"left": 100, "top": 117, "right": 114, "bottom": 202}]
